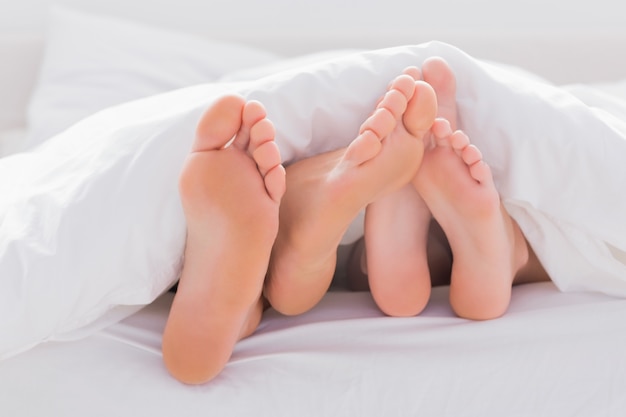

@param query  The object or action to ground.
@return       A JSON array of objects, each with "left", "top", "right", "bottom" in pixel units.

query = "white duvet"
[{"left": 1, "top": 41, "right": 626, "bottom": 359}]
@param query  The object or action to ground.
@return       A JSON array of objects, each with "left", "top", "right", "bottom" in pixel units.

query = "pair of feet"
[
  {"left": 162, "top": 57, "right": 534, "bottom": 384},
  {"left": 362, "top": 58, "right": 531, "bottom": 319}
]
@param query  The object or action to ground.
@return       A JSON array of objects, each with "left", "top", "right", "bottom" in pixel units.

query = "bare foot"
[
  {"left": 362, "top": 59, "right": 460, "bottom": 317},
  {"left": 413, "top": 124, "right": 529, "bottom": 320},
  {"left": 162, "top": 95, "right": 286, "bottom": 384},
  {"left": 265, "top": 75, "right": 437, "bottom": 316},
  {"left": 422, "top": 60, "right": 550, "bottom": 291},
  {"left": 362, "top": 66, "right": 439, "bottom": 317}
]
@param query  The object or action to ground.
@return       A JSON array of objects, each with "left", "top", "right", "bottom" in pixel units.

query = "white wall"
[
  {"left": 1, "top": 0, "right": 626, "bottom": 131},
  {"left": 2, "top": 0, "right": 625, "bottom": 38},
  {"left": 1, "top": 0, "right": 626, "bottom": 120}
]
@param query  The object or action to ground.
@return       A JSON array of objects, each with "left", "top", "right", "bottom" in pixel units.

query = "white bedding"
[
  {"left": 0, "top": 128, "right": 26, "bottom": 158},
  {"left": 3, "top": 41, "right": 626, "bottom": 361},
  {"left": 2, "top": 3, "right": 626, "bottom": 416},
  {"left": 1, "top": 282, "right": 625, "bottom": 416}
]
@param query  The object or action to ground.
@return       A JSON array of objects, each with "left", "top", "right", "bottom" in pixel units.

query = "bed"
[{"left": 1, "top": 0, "right": 626, "bottom": 416}]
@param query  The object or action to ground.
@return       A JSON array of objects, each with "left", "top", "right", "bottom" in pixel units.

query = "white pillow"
[
  {"left": 2, "top": 41, "right": 626, "bottom": 360},
  {"left": 218, "top": 49, "right": 364, "bottom": 82},
  {"left": 25, "top": 6, "right": 280, "bottom": 149}
]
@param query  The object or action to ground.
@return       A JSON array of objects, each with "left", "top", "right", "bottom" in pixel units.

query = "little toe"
[{"left": 264, "top": 164, "right": 287, "bottom": 203}]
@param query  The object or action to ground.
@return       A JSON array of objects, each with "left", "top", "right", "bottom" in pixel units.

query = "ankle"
[
  {"left": 513, "top": 241, "right": 551, "bottom": 285},
  {"left": 508, "top": 214, "right": 530, "bottom": 276},
  {"left": 509, "top": 216, "right": 551, "bottom": 285}
]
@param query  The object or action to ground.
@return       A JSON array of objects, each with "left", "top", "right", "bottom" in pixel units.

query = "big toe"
[
  {"left": 194, "top": 95, "right": 246, "bottom": 152},
  {"left": 423, "top": 57, "right": 458, "bottom": 129},
  {"left": 403, "top": 81, "right": 437, "bottom": 137}
]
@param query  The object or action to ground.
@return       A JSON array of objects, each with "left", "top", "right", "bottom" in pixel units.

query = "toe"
[
  {"left": 388, "top": 74, "right": 416, "bottom": 101},
  {"left": 422, "top": 57, "right": 458, "bottom": 130},
  {"left": 264, "top": 164, "right": 287, "bottom": 203},
  {"left": 344, "top": 130, "right": 383, "bottom": 166},
  {"left": 403, "top": 81, "right": 437, "bottom": 137},
  {"left": 253, "top": 141, "right": 282, "bottom": 177},
  {"left": 248, "top": 118, "right": 275, "bottom": 152},
  {"left": 378, "top": 89, "right": 408, "bottom": 121},
  {"left": 468, "top": 160, "right": 492, "bottom": 185},
  {"left": 232, "top": 100, "right": 267, "bottom": 149},
  {"left": 461, "top": 144, "right": 482, "bottom": 166},
  {"left": 360, "top": 108, "right": 397, "bottom": 140},
  {"left": 422, "top": 57, "right": 456, "bottom": 91},
  {"left": 194, "top": 95, "right": 246, "bottom": 152},
  {"left": 450, "top": 130, "right": 470, "bottom": 151},
  {"left": 402, "top": 66, "right": 422, "bottom": 81},
  {"left": 430, "top": 118, "right": 453, "bottom": 148},
  {"left": 431, "top": 118, "right": 453, "bottom": 140},
  {"left": 242, "top": 100, "right": 267, "bottom": 126}
]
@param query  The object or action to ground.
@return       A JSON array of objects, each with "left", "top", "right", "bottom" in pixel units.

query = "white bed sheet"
[{"left": 1, "top": 282, "right": 625, "bottom": 417}]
